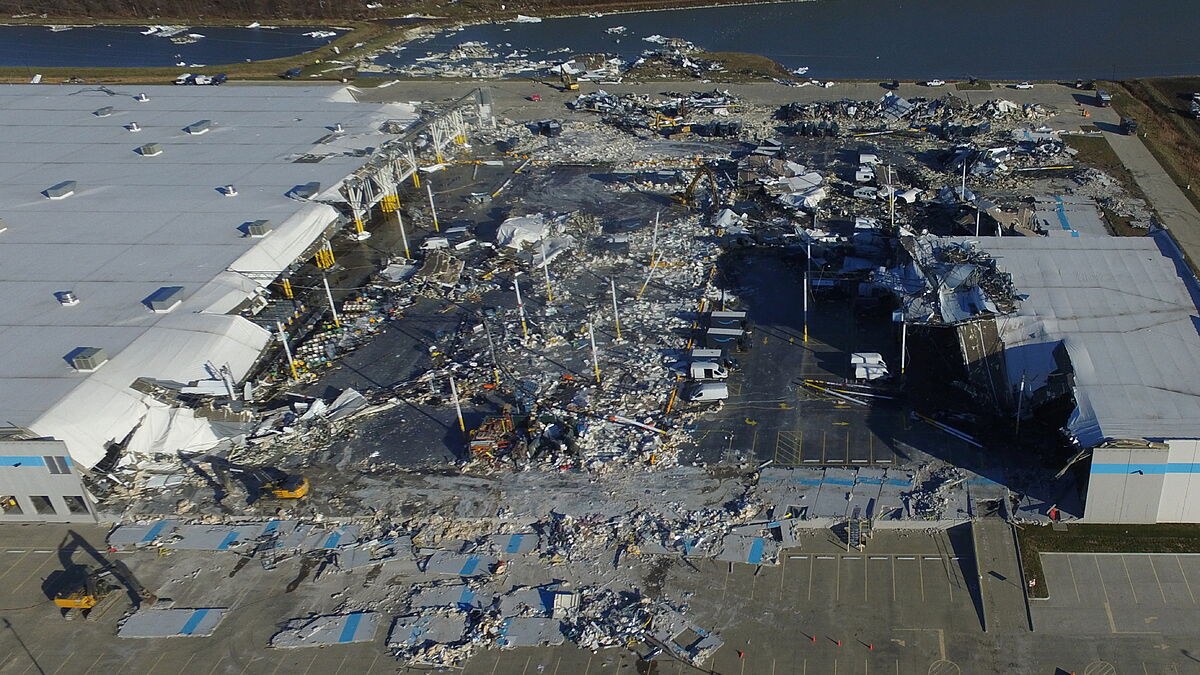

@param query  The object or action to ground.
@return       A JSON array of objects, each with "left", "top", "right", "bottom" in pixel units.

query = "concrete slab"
[
  {"left": 715, "top": 534, "right": 778, "bottom": 565},
  {"left": 107, "top": 520, "right": 179, "bottom": 547},
  {"left": 269, "top": 612, "right": 380, "bottom": 648},
  {"left": 117, "top": 608, "right": 227, "bottom": 638},
  {"left": 409, "top": 583, "right": 493, "bottom": 610},
  {"left": 424, "top": 550, "right": 498, "bottom": 576},
  {"left": 491, "top": 532, "right": 539, "bottom": 555},
  {"left": 496, "top": 616, "right": 564, "bottom": 647},
  {"left": 387, "top": 612, "right": 469, "bottom": 648}
]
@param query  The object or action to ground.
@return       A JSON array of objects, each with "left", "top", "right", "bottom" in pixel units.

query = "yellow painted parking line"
[{"left": 775, "top": 430, "right": 804, "bottom": 465}]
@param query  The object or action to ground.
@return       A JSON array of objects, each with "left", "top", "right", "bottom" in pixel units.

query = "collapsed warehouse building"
[
  {"left": 0, "top": 84, "right": 490, "bottom": 476},
  {"left": 879, "top": 230, "right": 1200, "bottom": 523}
]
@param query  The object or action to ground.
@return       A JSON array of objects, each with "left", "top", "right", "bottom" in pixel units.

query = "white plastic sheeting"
[
  {"left": 496, "top": 214, "right": 551, "bottom": 249},
  {"left": 123, "top": 404, "right": 224, "bottom": 458}
]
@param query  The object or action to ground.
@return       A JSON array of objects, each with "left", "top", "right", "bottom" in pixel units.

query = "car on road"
[
  {"left": 924, "top": 79, "right": 946, "bottom": 87},
  {"left": 1121, "top": 117, "right": 1139, "bottom": 135},
  {"left": 1013, "top": 81, "right": 1033, "bottom": 89}
]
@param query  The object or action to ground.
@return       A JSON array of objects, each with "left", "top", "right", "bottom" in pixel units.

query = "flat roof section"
[
  {"left": 0, "top": 84, "right": 418, "bottom": 466},
  {"left": 975, "top": 234, "right": 1200, "bottom": 446}
]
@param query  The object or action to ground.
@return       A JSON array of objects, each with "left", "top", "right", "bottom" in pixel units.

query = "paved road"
[
  {"left": 1104, "top": 122, "right": 1200, "bottom": 260},
  {"left": 973, "top": 519, "right": 1031, "bottom": 634}
]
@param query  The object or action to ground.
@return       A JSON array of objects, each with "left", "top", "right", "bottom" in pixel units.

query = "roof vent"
[
  {"left": 127, "top": 122, "right": 141, "bottom": 132},
  {"left": 243, "top": 219, "right": 273, "bottom": 238},
  {"left": 134, "top": 93, "right": 150, "bottom": 102},
  {"left": 69, "top": 347, "right": 108, "bottom": 372},
  {"left": 220, "top": 185, "right": 238, "bottom": 197},
  {"left": 137, "top": 143, "right": 162, "bottom": 157},
  {"left": 144, "top": 286, "right": 184, "bottom": 312},
  {"left": 288, "top": 182, "right": 321, "bottom": 200},
  {"left": 333, "top": 122, "right": 344, "bottom": 133},
  {"left": 184, "top": 120, "right": 212, "bottom": 135},
  {"left": 43, "top": 181, "right": 76, "bottom": 200},
  {"left": 93, "top": 106, "right": 114, "bottom": 117},
  {"left": 56, "top": 291, "right": 80, "bottom": 306}
]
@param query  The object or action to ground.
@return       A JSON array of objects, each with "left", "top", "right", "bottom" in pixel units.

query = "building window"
[
  {"left": 43, "top": 456, "right": 70, "bottom": 474},
  {"left": 29, "top": 496, "right": 55, "bottom": 515},
  {"left": 64, "top": 496, "right": 89, "bottom": 514},
  {"left": 0, "top": 496, "right": 22, "bottom": 515}
]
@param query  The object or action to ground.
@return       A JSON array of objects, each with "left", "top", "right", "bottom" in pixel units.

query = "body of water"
[
  {"left": 0, "top": 25, "right": 346, "bottom": 68},
  {"left": 379, "top": 0, "right": 1200, "bottom": 80}
]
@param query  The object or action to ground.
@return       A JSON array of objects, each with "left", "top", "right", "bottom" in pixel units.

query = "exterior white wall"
[
  {"left": 1158, "top": 440, "right": 1200, "bottom": 522},
  {"left": 0, "top": 440, "right": 97, "bottom": 523},
  {"left": 1084, "top": 446, "right": 1167, "bottom": 523}
]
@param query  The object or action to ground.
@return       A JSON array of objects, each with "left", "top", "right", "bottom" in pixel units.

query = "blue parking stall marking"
[
  {"left": 140, "top": 521, "right": 171, "bottom": 543},
  {"left": 338, "top": 612, "right": 364, "bottom": 643},
  {"left": 179, "top": 609, "right": 210, "bottom": 635},
  {"left": 459, "top": 555, "right": 481, "bottom": 575}
]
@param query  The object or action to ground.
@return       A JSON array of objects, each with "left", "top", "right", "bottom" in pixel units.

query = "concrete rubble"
[{"left": 72, "top": 79, "right": 1155, "bottom": 668}]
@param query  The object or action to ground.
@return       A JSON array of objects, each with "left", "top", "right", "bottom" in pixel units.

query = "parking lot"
[
  {"left": 1035, "top": 552, "right": 1200, "bottom": 635},
  {"left": 687, "top": 251, "right": 981, "bottom": 471},
  {"left": 3, "top": 524, "right": 1200, "bottom": 673}
]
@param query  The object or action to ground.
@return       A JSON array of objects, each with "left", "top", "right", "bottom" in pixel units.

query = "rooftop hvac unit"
[
  {"left": 56, "top": 290, "right": 80, "bottom": 306},
  {"left": 69, "top": 347, "right": 108, "bottom": 372},
  {"left": 289, "top": 182, "right": 321, "bottom": 199},
  {"left": 184, "top": 120, "right": 212, "bottom": 135},
  {"left": 221, "top": 185, "right": 238, "bottom": 196},
  {"left": 127, "top": 122, "right": 141, "bottom": 132},
  {"left": 145, "top": 286, "right": 184, "bottom": 312},
  {"left": 244, "top": 219, "right": 273, "bottom": 237},
  {"left": 43, "top": 180, "right": 76, "bottom": 200},
  {"left": 138, "top": 143, "right": 162, "bottom": 157},
  {"left": 93, "top": 106, "right": 114, "bottom": 117}
]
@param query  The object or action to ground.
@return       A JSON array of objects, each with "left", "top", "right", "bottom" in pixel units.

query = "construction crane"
[{"left": 672, "top": 165, "right": 720, "bottom": 209}]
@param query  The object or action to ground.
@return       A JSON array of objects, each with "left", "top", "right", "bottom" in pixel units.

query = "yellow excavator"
[
  {"left": 229, "top": 465, "right": 310, "bottom": 500},
  {"left": 560, "top": 71, "right": 579, "bottom": 91},
  {"left": 672, "top": 165, "right": 720, "bottom": 209},
  {"left": 54, "top": 567, "right": 123, "bottom": 619},
  {"left": 52, "top": 530, "right": 157, "bottom": 620}
]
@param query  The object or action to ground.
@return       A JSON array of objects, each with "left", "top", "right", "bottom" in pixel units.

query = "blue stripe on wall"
[
  {"left": 1088, "top": 463, "right": 1200, "bottom": 475},
  {"left": 0, "top": 457, "right": 47, "bottom": 467}
]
